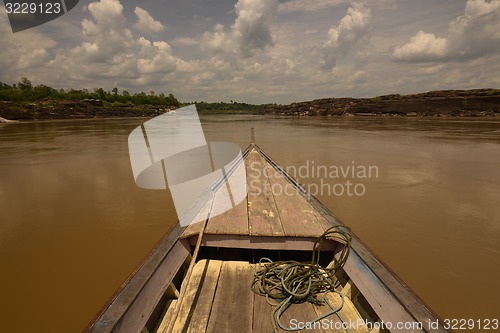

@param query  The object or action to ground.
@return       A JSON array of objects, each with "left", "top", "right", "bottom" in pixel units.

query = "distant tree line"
[
  {"left": 188, "top": 100, "right": 264, "bottom": 112},
  {"left": 0, "top": 78, "right": 180, "bottom": 107}
]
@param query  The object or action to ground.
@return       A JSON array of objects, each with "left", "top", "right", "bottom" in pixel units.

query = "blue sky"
[{"left": 1, "top": 0, "right": 499, "bottom": 103}]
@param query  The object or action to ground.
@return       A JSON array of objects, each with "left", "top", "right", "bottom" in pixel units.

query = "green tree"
[
  {"left": 168, "top": 93, "right": 179, "bottom": 107},
  {"left": 18, "top": 77, "right": 33, "bottom": 93},
  {"left": 33, "top": 84, "right": 57, "bottom": 100},
  {"left": 95, "top": 88, "right": 106, "bottom": 100}
]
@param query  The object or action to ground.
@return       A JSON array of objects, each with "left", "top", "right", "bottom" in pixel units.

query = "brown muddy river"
[{"left": 1, "top": 116, "right": 499, "bottom": 332}]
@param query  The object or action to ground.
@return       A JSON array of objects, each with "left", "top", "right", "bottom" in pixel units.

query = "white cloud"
[
  {"left": 321, "top": 2, "right": 372, "bottom": 69},
  {"left": 201, "top": 24, "right": 232, "bottom": 54},
  {"left": 134, "top": 7, "right": 165, "bottom": 34},
  {"left": 392, "top": 31, "right": 448, "bottom": 62},
  {"left": 18, "top": 49, "right": 51, "bottom": 69},
  {"left": 201, "top": 0, "right": 279, "bottom": 57},
  {"left": 79, "top": 0, "right": 133, "bottom": 62},
  {"left": 137, "top": 39, "right": 176, "bottom": 74},
  {"left": 393, "top": 0, "right": 500, "bottom": 62},
  {"left": 0, "top": 7, "right": 57, "bottom": 77},
  {"left": 234, "top": 0, "right": 278, "bottom": 57},
  {"left": 84, "top": 0, "right": 126, "bottom": 32},
  {"left": 45, "top": 0, "right": 179, "bottom": 87}
]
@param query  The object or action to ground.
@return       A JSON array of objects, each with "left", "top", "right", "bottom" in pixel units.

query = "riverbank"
[
  {"left": 0, "top": 100, "right": 172, "bottom": 121},
  {"left": 0, "top": 100, "right": 261, "bottom": 121},
  {"left": 1, "top": 88, "right": 499, "bottom": 120},
  {"left": 262, "top": 89, "right": 500, "bottom": 117}
]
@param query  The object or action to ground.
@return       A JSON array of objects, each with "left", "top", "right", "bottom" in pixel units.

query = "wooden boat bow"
[{"left": 85, "top": 143, "right": 449, "bottom": 333}]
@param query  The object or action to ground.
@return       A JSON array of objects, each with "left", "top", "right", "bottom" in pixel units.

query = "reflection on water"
[{"left": 0, "top": 116, "right": 499, "bottom": 332}]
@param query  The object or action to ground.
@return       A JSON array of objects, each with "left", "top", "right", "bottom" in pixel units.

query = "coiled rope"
[{"left": 251, "top": 225, "right": 352, "bottom": 332}]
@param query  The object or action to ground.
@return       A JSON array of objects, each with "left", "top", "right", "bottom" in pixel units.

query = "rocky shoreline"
[
  {"left": 262, "top": 89, "right": 500, "bottom": 117},
  {"left": 1, "top": 89, "right": 499, "bottom": 121},
  {"left": 0, "top": 99, "right": 171, "bottom": 121}
]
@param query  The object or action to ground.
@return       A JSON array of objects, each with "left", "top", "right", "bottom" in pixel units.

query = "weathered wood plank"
[
  {"left": 254, "top": 147, "right": 335, "bottom": 235},
  {"left": 265, "top": 164, "right": 326, "bottom": 238},
  {"left": 246, "top": 150, "right": 285, "bottom": 237},
  {"left": 154, "top": 284, "right": 180, "bottom": 332},
  {"left": 206, "top": 261, "right": 254, "bottom": 333},
  {"left": 312, "top": 292, "right": 368, "bottom": 333},
  {"left": 341, "top": 279, "right": 360, "bottom": 300},
  {"left": 277, "top": 301, "right": 328, "bottom": 333},
  {"left": 204, "top": 183, "right": 249, "bottom": 235},
  {"left": 252, "top": 289, "right": 276, "bottom": 333},
  {"left": 156, "top": 299, "right": 177, "bottom": 333},
  {"left": 339, "top": 249, "right": 425, "bottom": 333},
  {"left": 182, "top": 145, "right": 252, "bottom": 239},
  {"left": 186, "top": 234, "right": 337, "bottom": 251},
  {"left": 113, "top": 240, "right": 191, "bottom": 333},
  {"left": 170, "top": 259, "right": 222, "bottom": 333},
  {"left": 304, "top": 191, "right": 344, "bottom": 231},
  {"left": 181, "top": 193, "right": 215, "bottom": 238},
  {"left": 310, "top": 208, "right": 339, "bottom": 233}
]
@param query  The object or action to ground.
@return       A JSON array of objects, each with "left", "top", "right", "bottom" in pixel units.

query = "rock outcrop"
[
  {"left": 0, "top": 116, "right": 18, "bottom": 123},
  {"left": 262, "top": 89, "right": 500, "bottom": 117},
  {"left": 0, "top": 99, "right": 172, "bottom": 120}
]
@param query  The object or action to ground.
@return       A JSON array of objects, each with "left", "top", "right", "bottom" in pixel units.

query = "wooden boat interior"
[{"left": 86, "top": 143, "right": 448, "bottom": 333}]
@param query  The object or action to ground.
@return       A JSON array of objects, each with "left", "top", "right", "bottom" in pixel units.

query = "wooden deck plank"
[
  {"left": 306, "top": 195, "right": 345, "bottom": 232},
  {"left": 312, "top": 292, "right": 368, "bottom": 333},
  {"left": 181, "top": 147, "right": 334, "bottom": 239},
  {"left": 246, "top": 150, "right": 285, "bottom": 237},
  {"left": 265, "top": 163, "right": 326, "bottom": 238},
  {"left": 170, "top": 259, "right": 222, "bottom": 333},
  {"left": 206, "top": 261, "right": 254, "bottom": 333},
  {"left": 156, "top": 299, "right": 177, "bottom": 333},
  {"left": 252, "top": 289, "right": 277, "bottom": 333},
  {"left": 310, "top": 208, "right": 338, "bottom": 233},
  {"left": 276, "top": 301, "right": 328, "bottom": 333},
  {"left": 167, "top": 260, "right": 368, "bottom": 333},
  {"left": 204, "top": 176, "right": 249, "bottom": 235},
  {"left": 181, "top": 193, "right": 215, "bottom": 239}
]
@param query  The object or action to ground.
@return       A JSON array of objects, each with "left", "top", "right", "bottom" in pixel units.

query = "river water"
[{"left": 0, "top": 116, "right": 499, "bottom": 332}]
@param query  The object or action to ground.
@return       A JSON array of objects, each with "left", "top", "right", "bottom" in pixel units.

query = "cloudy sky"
[{"left": 1, "top": 0, "right": 499, "bottom": 104}]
